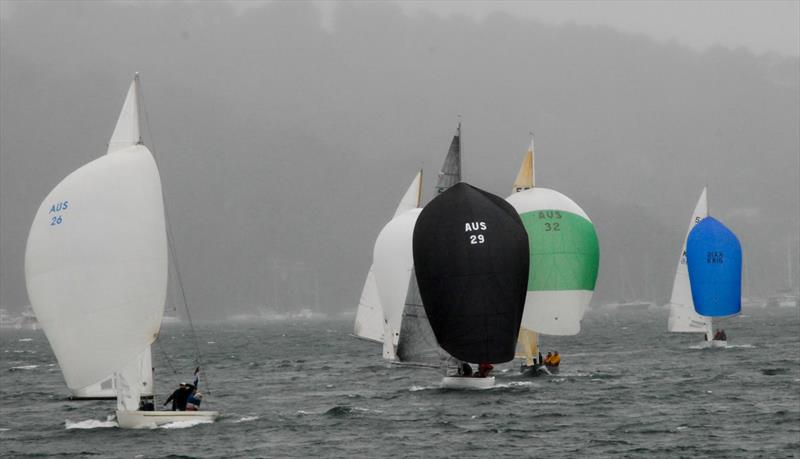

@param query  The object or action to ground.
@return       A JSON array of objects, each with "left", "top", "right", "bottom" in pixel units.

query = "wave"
[
  {"left": 233, "top": 416, "right": 260, "bottom": 423},
  {"left": 159, "top": 419, "right": 214, "bottom": 429},
  {"left": 9, "top": 365, "right": 37, "bottom": 371},
  {"left": 65, "top": 417, "right": 117, "bottom": 430},
  {"left": 17, "top": 338, "right": 33, "bottom": 342},
  {"left": 409, "top": 385, "right": 437, "bottom": 392}
]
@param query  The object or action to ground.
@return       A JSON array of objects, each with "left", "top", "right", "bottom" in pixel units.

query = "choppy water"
[{"left": 2, "top": 307, "right": 798, "bottom": 458}]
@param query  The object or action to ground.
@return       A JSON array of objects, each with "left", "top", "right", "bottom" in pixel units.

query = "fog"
[{"left": 1, "top": 1, "right": 798, "bottom": 319}]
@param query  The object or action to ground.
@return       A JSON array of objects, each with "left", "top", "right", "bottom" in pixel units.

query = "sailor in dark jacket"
[{"left": 163, "top": 382, "right": 191, "bottom": 411}]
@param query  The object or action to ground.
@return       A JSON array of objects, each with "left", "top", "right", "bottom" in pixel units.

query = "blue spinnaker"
[{"left": 686, "top": 216, "right": 742, "bottom": 317}]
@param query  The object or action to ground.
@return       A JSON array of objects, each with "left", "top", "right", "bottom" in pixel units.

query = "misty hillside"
[{"left": 1, "top": 2, "right": 798, "bottom": 318}]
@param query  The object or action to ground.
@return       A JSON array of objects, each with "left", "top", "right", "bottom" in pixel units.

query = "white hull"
[
  {"left": 440, "top": 376, "right": 495, "bottom": 390},
  {"left": 116, "top": 410, "right": 219, "bottom": 429},
  {"left": 698, "top": 340, "right": 727, "bottom": 349}
]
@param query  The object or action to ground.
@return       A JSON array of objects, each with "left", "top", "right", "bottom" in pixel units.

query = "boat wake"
[
  {"left": 408, "top": 385, "right": 438, "bottom": 392},
  {"left": 159, "top": 419, "right": 214, "bottom": 429},
  {"left": 9, "top": 365, "right": 38, "bottom": 371},
  {"left": 233, "top": 416, "right": 260, "bottom": 423},
  {"left": 65, "top": 416, "right": 117, "bottom": 430}
]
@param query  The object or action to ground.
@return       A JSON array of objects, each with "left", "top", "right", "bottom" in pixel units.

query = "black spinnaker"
[{"left": 412, "top": 182, "right": 529, "bottom": 364}]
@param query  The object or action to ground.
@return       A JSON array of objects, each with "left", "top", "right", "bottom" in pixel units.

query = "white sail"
[
  {"left": 107, "top": 77, "right": 141, "bottom": 154},
  {"left": 668, "top": 188, "right": 712, "bottom": 336},
  {"left": 354, "top": 171, "right": 423, "bottom": 343},
  {"left": 25, "top": 77, "right": 167, "bottom": 397},
  {"left": 393, "top": 170, "right": 423, "bottom": 218},
  {"left": 372, "top": 208, "right": 422, "bottom": 360},
  {"left": 506, "top": 187, "right": 599, "bottom": 335}
]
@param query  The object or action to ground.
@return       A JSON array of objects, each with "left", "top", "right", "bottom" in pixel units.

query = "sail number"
[
  {"left": 707, "top": 251, "right": 724, "bottom": 264},
  {"left": 48, "top": 200, "right": 69, "bottom": 226},
  {"left": 465, "top": 221, "right": 487, "bottom": 245},
  {"left": 539, "top": 210, "right": 561, "bottom": 231}
]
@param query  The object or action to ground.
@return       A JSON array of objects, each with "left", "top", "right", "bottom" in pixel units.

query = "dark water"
[{"left": 2, "top": 307, "right": 798, "bottom": 458}]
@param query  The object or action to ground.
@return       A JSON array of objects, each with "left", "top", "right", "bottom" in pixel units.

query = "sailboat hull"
[
  {"left": 116, "top": 410, "right": 219, "bottom": 429},
  {"left": 440, "top": 376, "right": 495, "bottom": 390}
]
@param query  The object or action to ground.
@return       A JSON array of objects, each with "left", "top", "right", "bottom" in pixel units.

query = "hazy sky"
[
  {"left": 1, "top": 1, "right": 798, "bottom": 318},
  {"left": 395, "top": 1, "right": 800, "bottom": 57}
]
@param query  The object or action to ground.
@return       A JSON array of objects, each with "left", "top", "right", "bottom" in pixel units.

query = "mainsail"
[
  {"left": 25, "top": 76, "right": 167, "bottom": 398},
  {"left": 395, "top": 269, "right": 449, "bottom": 365},
  {"left": 667, "top": 188, "right": 713, "bottom": 336},
  {"left": 687, "top": 217, "right": 742, "bottom": 317},
  {"left": 354, "top": 171, "right": 423, "bottom": 343},
  {"left": 413, "top": 183, "right": 529, "bottom": 363}
]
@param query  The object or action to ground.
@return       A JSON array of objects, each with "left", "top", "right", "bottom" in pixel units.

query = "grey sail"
[
  {"left": 396, "top": 269, "right": 452, "bottom": 366},
  {"left": 434, "top": 122, "right": 461, "bottom": 194}
]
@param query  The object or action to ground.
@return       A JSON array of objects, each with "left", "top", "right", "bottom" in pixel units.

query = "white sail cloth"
[{"left": 668, "top": 188, "right": 712, "bottom": 335}]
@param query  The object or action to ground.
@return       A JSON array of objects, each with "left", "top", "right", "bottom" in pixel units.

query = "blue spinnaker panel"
[{"left": 686, "top": 217, "right": 742, "bottom": 317}]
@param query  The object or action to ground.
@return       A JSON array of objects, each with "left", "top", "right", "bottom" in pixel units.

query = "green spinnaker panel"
[{"left": 519, "top": 210, "right": 599, "bottom": 291}]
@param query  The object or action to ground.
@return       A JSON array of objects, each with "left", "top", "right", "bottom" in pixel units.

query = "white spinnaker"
[
  {"left": 25, "top": 144, "right": 168, "bottom": 393},
  {"left": 668, "top": 188, "right": 712, "bottom": 335},
  {"left": 372, "top": 208, "right": 422, "bottom": 360},
  {"left": 506, "top": 187, "right": 595, "bottom": 335},
  {"left": 354, "top": 171, "right": 422, "bottom": 343}
]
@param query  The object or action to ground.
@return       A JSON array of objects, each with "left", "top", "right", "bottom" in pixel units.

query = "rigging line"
[{"left": 137, "top": 77, "right": 212, "bottom": 396}]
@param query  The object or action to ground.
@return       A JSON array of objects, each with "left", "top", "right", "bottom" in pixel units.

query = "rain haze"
[{"left": 1, "top": 1, "right": 798, "bottom": 320}]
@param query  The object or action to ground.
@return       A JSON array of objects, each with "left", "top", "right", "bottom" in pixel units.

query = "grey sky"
[
  {"left": 1, "top": 1, "right": 798, "bottom": 319},
  {"left": 396, "top": 1, "right": 800, "bottom": 56}
]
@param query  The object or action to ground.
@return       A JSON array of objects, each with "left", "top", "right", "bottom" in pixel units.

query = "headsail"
[
  {"left": 687, "top": 217, "right": 742, "bottom": 317},
  {"left": 25, "top": 76, "right": 167, "bottom": 397},
  {"left": 506, "top": 188, "right": 599, "bottom": 335},
  {"left": 354, "top": 171, "right": 423, "bottom": 343},
  {"left": 667, "top": 188, "right": 713, "bottom": 335},
  {"left": 372, "top": 208, "right": 422, "bottom": 359},
  {"left": 413, "top": 183, "right": 529, "bottom": 363},
  {"left": 435, "top": 121, "right": 461, "bottom": 194},
  {"left": 107, "top": 75, "right": 141, "bottom": 154},
  {"left": 512, "top": 136, "right": 535, "bottom": 193}
]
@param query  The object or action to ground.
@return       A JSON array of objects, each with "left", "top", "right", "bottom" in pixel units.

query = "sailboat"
[
  {"left": 685, "top": 208, "right": 742, "bottom": 346},
  {"left": 505, "top": 136, "right": 600, "bottom": 375},
  {"left": 354, "top": 170, "right": 423, "bottom": 345},
  {"left": 414, "top": 183, "right": 529, "bottom": 389},
  {"left": 667, "top": 188, "right": 716, "bottom": 345},
  {"left": 25, "top": 75, "right": 218, "bottom": 428},
  {"left": 371, "top": 121, "right": 461, "bottom": 363}
]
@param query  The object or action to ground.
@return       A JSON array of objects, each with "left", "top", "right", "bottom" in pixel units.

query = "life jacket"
[{"left": 549, "top": 355, "right": 561, "bottom": 367}]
